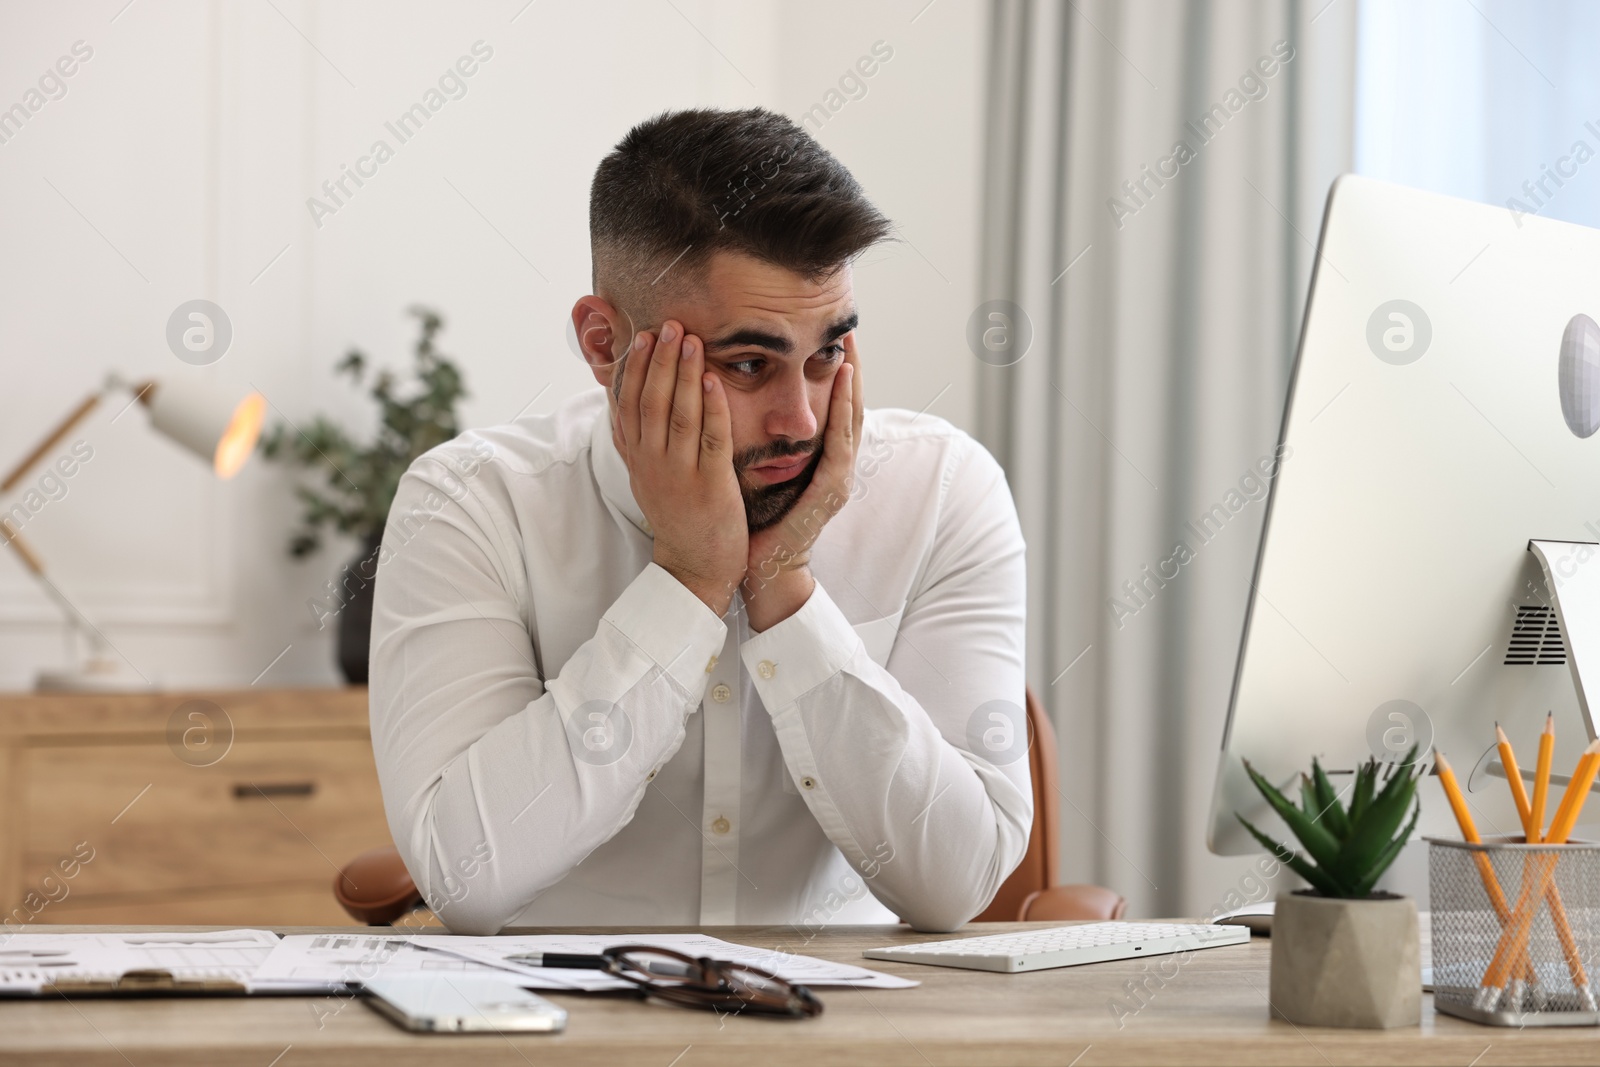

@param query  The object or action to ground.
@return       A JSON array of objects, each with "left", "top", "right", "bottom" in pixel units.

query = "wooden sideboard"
[{"left": 0, "top": 687, "right": 391, "bottom": 927}]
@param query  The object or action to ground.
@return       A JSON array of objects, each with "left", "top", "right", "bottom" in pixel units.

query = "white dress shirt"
[{"left": 368, "top": 384, "right": 1031, "bottom": 934}]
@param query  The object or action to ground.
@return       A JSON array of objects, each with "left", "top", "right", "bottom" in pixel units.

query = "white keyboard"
[{"left": 862, "top": 921, "right": 1250, "bottom": 973}]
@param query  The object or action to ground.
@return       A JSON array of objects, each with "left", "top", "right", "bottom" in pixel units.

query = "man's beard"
[
  {"left": 738, "top": 438, "right": 824, "bottom": 533},
  {"left": 611, "top": 364, "right": 823, "bottom": 534}
]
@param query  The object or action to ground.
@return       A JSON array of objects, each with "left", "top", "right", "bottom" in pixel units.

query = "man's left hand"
[{"left": 741, "top": 333, "right": 863, "bottom": 632}]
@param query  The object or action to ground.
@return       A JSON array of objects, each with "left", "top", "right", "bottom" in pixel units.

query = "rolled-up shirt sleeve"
[
  {"left": 369, "top": 456, "right": 727, "bottom": 934},
  {"left": 738, "top": 434, "right": 1031, "bottom": 932}
]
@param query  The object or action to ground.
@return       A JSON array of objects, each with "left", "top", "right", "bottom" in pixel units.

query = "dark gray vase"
[{"left": 336, "top": 531, "right": 384, "bottom": 685}]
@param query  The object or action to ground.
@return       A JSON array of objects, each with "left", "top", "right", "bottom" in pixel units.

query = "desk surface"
[{"left": 0, "top": 921, "right": 1592, "bottom": 1066}]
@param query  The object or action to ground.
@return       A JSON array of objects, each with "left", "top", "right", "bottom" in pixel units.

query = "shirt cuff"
[
  {"left": 602, "top": 562, "right": 729, "bottom": 698},
  {"left": 740, "top": 580, "right": 863, "bottom": 712}
]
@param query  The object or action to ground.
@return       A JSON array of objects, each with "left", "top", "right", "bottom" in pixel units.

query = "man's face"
[{"left": 605, "top": 251, "right": 858, "bottom": 532}]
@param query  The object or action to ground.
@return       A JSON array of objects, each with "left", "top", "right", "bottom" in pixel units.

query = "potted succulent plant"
[
  {"left": 1236, "top": 745, "right": 1423, "bottom": 1029},
  {"left": 261, "top": 306, "right": 468, "bottom": 683}
]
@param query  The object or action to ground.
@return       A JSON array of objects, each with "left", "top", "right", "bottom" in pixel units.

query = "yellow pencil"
[
  {"left": 1543, "top": 738, "right": 1599, "bottom": 1007},
  {"left": 1436, "top": 751, "right": 1482, "bottom": 842},
  {"left": 1497, "top": 723, "right": 1533, "bottom": 839},
  {"left": 1548, "top": 739, "right": 1600, "bottom": 844},
  {"left": 1498, "top": 721, "right": 1588, "bottom": 1001},
  {"left": 1435, "top": 751, "right": 1518, "bottom": 929},
  {"left": 1531, "top": 712, "right": 1554, "bottom": 842},
  {"left": 1480, "top": 740, "right": 1600, "bottom": 1009},
  {"left": 1438, "top": 744, "right": 1535, "bottom": 1001}
]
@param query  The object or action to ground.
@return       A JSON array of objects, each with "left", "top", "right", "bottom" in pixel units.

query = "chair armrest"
[{"left": 334, "top": 846, "right": 424, "bottom": 925}]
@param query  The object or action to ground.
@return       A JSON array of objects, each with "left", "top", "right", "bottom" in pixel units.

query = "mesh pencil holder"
[{"left": 1428, "top": 835, "right": 1600, "bottom": 1027}]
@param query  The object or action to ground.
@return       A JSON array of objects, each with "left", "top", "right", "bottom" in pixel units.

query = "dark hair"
[{"left": 589, "top": 107, "right": 891, "bottom": 315}]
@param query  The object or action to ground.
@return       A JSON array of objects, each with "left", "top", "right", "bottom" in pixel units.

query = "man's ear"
[{"left": 570, "top": 296, "right": 634, "bottom": 388}]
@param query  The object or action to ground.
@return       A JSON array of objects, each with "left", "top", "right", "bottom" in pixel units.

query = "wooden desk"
[{"left": 0, "top": 922, "right": 1593, "bottom": 1065}]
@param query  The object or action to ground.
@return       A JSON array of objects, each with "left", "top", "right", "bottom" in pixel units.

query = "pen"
[
  {"left": 505, "top": 952, "right": 692, "bottom": 978},
  {"left": 394, "top": 939, "right": 576, "bottom": 979}
]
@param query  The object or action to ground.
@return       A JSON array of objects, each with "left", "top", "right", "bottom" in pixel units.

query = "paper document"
[
  {"left": 248, "top": 932, "right": 536, "bottom": 992},
  {"left": 253, "top": 931, "right": 917, "bottom": 991},
  {"left": 408, "top": 932, "right": 920, "bottom": 990},
  {"left": 0, "top": 929, "right": 282, "bottom": 993}
]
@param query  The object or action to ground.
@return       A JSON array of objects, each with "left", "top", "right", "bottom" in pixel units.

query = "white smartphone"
[{"left": 362, "top": 975, "right": 568, "bottom": 1033}]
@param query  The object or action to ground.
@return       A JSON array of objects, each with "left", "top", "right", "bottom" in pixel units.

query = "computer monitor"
[{"left": 1208, "top": 174, "right": 1600, "bottom": 859}]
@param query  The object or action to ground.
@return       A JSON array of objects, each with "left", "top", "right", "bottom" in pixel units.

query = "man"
[{"left": 369, "top": 107, "right": 1030, "bottom": 935}]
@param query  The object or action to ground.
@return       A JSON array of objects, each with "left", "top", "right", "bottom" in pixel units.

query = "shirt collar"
[{"left": 589, "top": 396, "right": 655, "bottom": 539}]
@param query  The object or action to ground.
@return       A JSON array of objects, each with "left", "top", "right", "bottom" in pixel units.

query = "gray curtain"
[{"left": 977, "top": 0, "right": 1356, "bottom": 917}]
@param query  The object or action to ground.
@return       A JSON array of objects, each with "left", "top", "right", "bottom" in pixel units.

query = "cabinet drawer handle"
[{"left": 234, "top": 782, "right": 316, "bottom": 799}]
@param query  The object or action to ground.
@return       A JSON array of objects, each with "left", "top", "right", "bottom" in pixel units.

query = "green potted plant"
[
  {"left": 1236, "top": 745, "right": 1423, "bottom": 1029},
  {"left": 261, "top": 305, "right": 468, "bottom": 683}
]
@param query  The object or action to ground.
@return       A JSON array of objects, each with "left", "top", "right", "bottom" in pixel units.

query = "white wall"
[{"left": 0, "top": 0, "right": 984, "bottom": 689}]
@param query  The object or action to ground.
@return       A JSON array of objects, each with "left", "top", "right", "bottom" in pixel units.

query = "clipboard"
[
  {"left": 39, "top": 969, "right": 250, "bottom": 996},
  {"left": 0, "top": 929, "right": 291, "bottom": 997}
]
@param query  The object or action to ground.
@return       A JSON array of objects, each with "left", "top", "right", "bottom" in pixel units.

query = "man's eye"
[{"left": 724, "top": 347, "right": 842, "bottom": 378}]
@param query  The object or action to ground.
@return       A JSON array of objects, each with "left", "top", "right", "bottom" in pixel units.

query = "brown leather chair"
[
  {"left": 973, "top": 687, "right": 1127, "bottom": 922},
  {"left": 336, "top": 685, "right": 1124, "bottom": 925}
]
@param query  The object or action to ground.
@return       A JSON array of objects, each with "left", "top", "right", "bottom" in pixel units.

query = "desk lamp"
[{"left": 0, "top": 374, "right": 265, "bottom": 691}]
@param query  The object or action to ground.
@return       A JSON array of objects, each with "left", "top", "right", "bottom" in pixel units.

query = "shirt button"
[
  {"left": 757, "top": 660, "right": 776, "bottom": 679},
  {"left": 711, "top": 816, "right": 731, "bottom": 835},
  {"left": 705, "top": 655, "right": 718, "bottom": 673},
  {"left": 801, "top": 776, "right": 816, "bottom": 790},
  {"left": 646, "top": 768, "right": 657, "bottom": 781},
  {"left": 711, "top": 683, "right": 732, "bottom": 703}
]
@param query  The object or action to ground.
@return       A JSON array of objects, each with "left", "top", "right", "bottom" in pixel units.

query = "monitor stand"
[
  {"left": 1529, "top": 540, "right": 1600, "bottom": 743},
  {"left": 1473, "top": 541, "right": 1600, "bottom": 797}
]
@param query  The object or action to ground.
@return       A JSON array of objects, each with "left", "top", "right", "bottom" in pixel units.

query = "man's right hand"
[{"left": 612, "top": 320, "right": 747, "bottom": 617}]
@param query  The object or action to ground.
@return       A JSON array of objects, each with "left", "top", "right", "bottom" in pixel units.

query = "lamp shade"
[{"left": 143, "top": 377, "right": 266, "bottom": 479}]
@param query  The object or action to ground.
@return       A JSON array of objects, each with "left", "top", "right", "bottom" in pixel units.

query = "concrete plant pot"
[{"left": 1269, "top": 890, "right": 1420, "bottom": 1029}]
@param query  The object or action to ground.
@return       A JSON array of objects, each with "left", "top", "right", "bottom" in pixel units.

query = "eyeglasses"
[{"left": 506, "top": 944, "right": 824, "bottom": 1019}]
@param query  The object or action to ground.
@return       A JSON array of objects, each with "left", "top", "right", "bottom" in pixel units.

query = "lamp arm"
[
  {"left": 37, "top": 574, "right": 111, "bottom": 657},
  {"left": 0, "top": 521, "right": 110, "bottom": 655},
  {"left": 0, "top": 374, "right": 158, "bottom": 678},
  {"left": 0, "top": 375, "right": 153, "bottom": 494}
]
